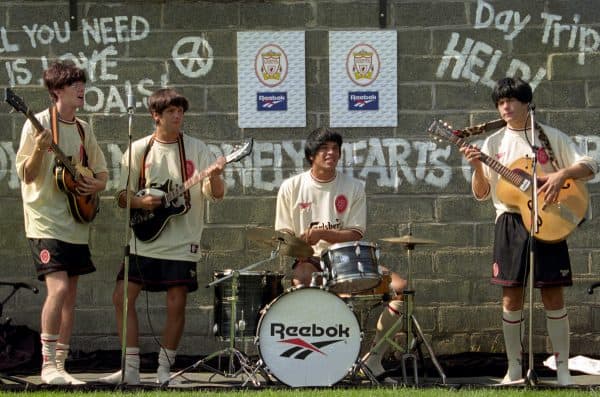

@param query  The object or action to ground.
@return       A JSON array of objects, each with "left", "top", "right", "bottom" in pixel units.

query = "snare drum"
[
  {"left": 256, "top": 287, "right": 361, "bottom": 387},
  {"left": 320, "top": 241, "right": 381, "bottom": 294},
  {"left": 213, "top": 270, "right": 283, "bottom": 340}
]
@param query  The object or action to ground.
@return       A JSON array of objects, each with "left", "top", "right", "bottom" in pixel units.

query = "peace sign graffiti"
[{"left": 171, "top": 36, "right": 214, "bottom": 78}]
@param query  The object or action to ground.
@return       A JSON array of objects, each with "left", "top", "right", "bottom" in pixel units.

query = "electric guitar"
[
  {"left": 428, "top": 120, "right": 589, "bottom": 243},
  {"left": 5, "top": 88, "right": 99, "bottom": 223},
  {"left": 130, "top": 138, "right": 253, "bottom": 242}
]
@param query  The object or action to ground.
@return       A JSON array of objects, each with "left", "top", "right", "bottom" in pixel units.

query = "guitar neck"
[
  {"left": 26, "top": 109, "right": 77, "bottom": 176},
  {"left": 164, "top": 168, "right": 211, "bottom": 203},
  {"left": 449, "top": 134, "right": 529, "bottom": 188}
]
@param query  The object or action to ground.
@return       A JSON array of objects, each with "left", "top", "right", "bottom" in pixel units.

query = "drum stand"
[
  {"left": 166, "top": 248, "right": 280, "bottom": 387},
  {"left": 360, "top": 239, "right": 447, "bottom": 386}
]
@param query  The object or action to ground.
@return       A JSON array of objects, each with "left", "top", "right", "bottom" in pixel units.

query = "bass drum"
[{"left": 256, "top": 287, "right": 361, "bottom": 387}]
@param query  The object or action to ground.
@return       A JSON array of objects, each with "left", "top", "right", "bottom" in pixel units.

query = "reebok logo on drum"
[
  {"left": 278, "top": 338, "right": 344, "bottom": 359},
  {"left": 269, "top": 323, "right": 351, "bottom": 359},
  {"left": 270, "top": 323, "right": 350, "bottom": 338}
]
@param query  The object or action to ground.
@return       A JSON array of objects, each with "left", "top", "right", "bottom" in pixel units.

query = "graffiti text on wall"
[
  {"left": 436, "top": 0, "right": 599, "bottom": 89},
  {"left": 1, "top": 16, "right": 213, "bottom": 113},
  {"left": 0, "top": 137, "right": 597, "bottom": 192}
]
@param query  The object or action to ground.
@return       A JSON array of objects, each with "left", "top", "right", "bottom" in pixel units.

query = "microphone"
[
  {"left": 0, "top": 281, "right": 39, "bottom": 293},
  {"left": 127, "top": 93, "right": 135, "bottom": 113}
]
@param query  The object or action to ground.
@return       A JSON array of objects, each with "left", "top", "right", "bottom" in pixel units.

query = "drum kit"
[{"left": 169, "top": 228, "right": 446, "bottom": 387}]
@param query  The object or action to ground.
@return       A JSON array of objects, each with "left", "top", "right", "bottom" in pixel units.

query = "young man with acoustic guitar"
[
  {"left": 100, "top": 88, "right": 226, "bottom": 385},
  {"left": 460, "top": 77, "right": 597, "bottom": 385},
  {"left": 15, "top": 61, "right": 108, "bottom": 385}
]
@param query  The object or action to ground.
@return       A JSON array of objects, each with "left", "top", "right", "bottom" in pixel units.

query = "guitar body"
[
  {"left": 130, "top": 184, "right": 188, "bottom": 242},
  {"left": 4, "top": 88, "right": 100, "bottom": 224},
  {"left": 128, "top": 138, "right": 253, "bottom": 242},
  {"left": 54, "top": 161, "right": 100, "bottom": 223},
  {"left": 495, "top": 158, "right": 589, "bottom": 243}
]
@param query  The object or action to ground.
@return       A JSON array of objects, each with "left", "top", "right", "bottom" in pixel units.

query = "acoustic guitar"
[
  {"left": 428, "top": 119, "right": 589, "bottom": 243},
  {"left": 130, "top": 138, "right": 253, "bottom": 242},
  {"left": 5, "top": 88, "right": 99, "bottom": 223}
]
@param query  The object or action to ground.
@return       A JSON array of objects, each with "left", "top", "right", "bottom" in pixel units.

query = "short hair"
[
  {"left": 43, "top": 61, "right": 87, "bottom": 101},
  {"left": 491, "top": 77, "right": 533, "bottom": 106},
  {"left": 304, "top": 127, "right": 343, "bottom": 165},
  {"left": 148, "top": 88, "right": 189, "bottom": 115}
]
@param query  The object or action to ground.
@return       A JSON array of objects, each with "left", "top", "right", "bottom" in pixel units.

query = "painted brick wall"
[{"left": 0, "top": 0, "right": 599, "bottom": 357}]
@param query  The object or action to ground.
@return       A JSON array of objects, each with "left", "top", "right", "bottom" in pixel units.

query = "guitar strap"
[
  {"left": 458, "top": 118, "right": 559, "bottom": 171},
  {"left": 534, "top": 123, "right": 560, "bottom": 171},
  {"left": 50, "top": 106, "right": 89, "bottom": 168},
  {"left": 138, "top": 133, "right": 191, "bottom": 211}
]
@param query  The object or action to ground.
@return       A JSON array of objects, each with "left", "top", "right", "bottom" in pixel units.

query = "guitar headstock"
[
  {"left": 427, "top": 119, "right": 459, "bottom": 143},
  {"left": 4, "top": 88, "right": 28, "bottom": 114},
  {"left": 225, "top": 138, "right": 254, "bottom": 163}
]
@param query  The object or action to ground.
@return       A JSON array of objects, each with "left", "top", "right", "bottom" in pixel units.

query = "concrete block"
[
  {"left": 393, "top": 2, "right": 467, "bottom": 27},
  {"left": 316, "top": 2, "right": 380, "bottom": 27},
  {"left": 206, "top": 196, "right": 276, "bottom": 224}
]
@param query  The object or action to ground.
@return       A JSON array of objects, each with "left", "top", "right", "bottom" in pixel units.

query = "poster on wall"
[
  {"left": 329, "top": 31, "right": 397, "bottom": 127},
  {"left": 237, "top": 31, "right": 306, "bottom": 128}
]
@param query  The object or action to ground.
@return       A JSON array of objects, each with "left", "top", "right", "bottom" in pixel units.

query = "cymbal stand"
[
  {"left": 360, "top": 240, "right": 446, "bottom": 385},
  {"left": 166, "top": 245, "right": 280, "bottom": 387}
]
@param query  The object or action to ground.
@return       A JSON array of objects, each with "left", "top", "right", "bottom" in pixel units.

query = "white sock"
[
  {"left": 40, "top": 333, "right": 67, "bottom": 385},
  {"left": 364, "top": 300, "right": 402, "bottom": 376},
  {"left": 502, "top": 309, "right": 524, "bottom": 382},
  {"left": 546, "top": 308, "right": 572, "bottom": 385},
  {"left": 157, "top": 348, "right": 177, "bottom": 384},
  {"left": 98, "top": 347, "right": 140, "bottom": 385},
  {"left": 55, "top": 343, "right": 85, "bottom": 385}
]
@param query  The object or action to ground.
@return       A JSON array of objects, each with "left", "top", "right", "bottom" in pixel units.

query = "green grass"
[{"left": 0, "top": 388, "right": 597, "bottom": 397}]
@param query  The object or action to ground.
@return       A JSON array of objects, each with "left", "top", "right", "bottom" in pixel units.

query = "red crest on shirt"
[
  {"left": 185, "top": 160, "right": 196, "bottom": 179},
  {"left": 335, "top": 195, "right": 348, "bottom": 213},
  {"left": 537, "top": 148, "right": 549, "bottom": 164},
  {"left": 40, "top": 249, "right": 51, "bottom": 264}
]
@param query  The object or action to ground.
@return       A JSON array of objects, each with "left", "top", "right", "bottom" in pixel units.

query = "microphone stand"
[
  {"left": 120, "top": 93, "right": 135, "bottom": 384},
  {"left": 525, "top": 103, "right": 539, "bottom": 386}
]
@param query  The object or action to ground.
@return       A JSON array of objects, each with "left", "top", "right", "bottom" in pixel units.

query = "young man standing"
[
  {"left": 460, "top": 77, "right": 597, "bottom": 385},
  {"left": 15, "top": 61, "right": 108, "bottom": 385},
  {"left": 101, "top": 88, "right": 225, "bottom": 385}
]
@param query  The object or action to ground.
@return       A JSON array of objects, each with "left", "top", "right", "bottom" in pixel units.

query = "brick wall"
[{"left": 0, "top": 0, "right": 599, "bottom": 357}]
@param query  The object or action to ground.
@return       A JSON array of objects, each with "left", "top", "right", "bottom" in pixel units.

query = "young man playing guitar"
[
  {"left": 101, "top": 88, "right": 226, "bottom": 385},
  {"left": 15, "top": 61, "right": 108, "bottom": 385},
  {"left": 460, "top": 77, "right": 597, "bottom": 385}
]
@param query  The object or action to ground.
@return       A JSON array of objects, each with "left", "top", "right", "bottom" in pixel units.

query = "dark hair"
[
  {"left": 491, "top": 77, "right": 533, "bottom": 106},
  {"left": 43, "top": 61, "right": 87, "bottom": 101},
  {"left": 304, "top": 127, "right": 343, "bottom": 165},
  {"left": 148, "top": 88, "right": 189, "bottom": 115}
]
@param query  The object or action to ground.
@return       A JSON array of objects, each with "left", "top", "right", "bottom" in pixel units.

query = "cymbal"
[
  {"left": 379, "top": 235, "right": 438, "bottom": 245},
  {"left": 247, "top": 227, "right": 314, "bottom": 258}
]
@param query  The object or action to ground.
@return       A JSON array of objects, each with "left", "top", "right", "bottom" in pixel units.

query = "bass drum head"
[{"left": 257, "top": 287, "right": 361, "bottom": 387}]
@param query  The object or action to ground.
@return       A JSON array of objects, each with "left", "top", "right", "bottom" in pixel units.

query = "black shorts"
[
  {"left": 117, "top": 254, "right": 198, "bottom": 292},
  {"left": 491, "top": 213, "right": 572, "bottom": 288},
  {"left": 28, "top": 238, "right": 95, "bottom": 281}
]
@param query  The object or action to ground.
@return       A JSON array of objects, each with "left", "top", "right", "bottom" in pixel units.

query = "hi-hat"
[
  {"left": 247, "top": 227, "right": 314, "bottom": 258},
  {"left": 380, "top": 235, "right": 438, "bottom": 245}
]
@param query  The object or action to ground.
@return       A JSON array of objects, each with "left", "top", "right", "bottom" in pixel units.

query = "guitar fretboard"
[
  {"left": 26, "top": 109, "right": 78, "bottom": 178},
  {"left": 447, "top": 130, "right": 529, "bottom": 189}
]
